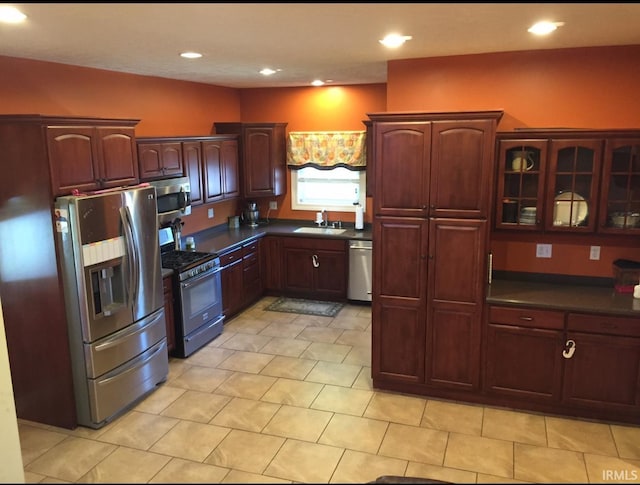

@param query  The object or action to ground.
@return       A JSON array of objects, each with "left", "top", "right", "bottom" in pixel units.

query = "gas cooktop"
[{"left": 161, "top": 249, "right": 217, "bottom": 271}]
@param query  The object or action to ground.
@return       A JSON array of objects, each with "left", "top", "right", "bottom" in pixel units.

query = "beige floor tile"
[
  {"left": 224, "top": 316, "right": 272, "bottom": 335},
  {"left": 264, "top": 439, "right": 344, "bottom": 483},
  {"left": 25, "top": 437, "right": 117, "bottom": 482},
  {"left": 166, "top": 358, "right": 191, "bottom": 381},
  {"left": 218, "top": 333, "right": 272, "bottom": 352},
  {"left": 342, "top": 345, "right": 371, "bottom": 366},
  {"left": 304, "top": 360, "right": 362, "bottom": 387},
  {"left": 259, "top": 355, "right": 317, "bottom": 380},
  {"left": 329, "top": 315, "right": 371, "bottom": 331},
  {"left": 78, "top": 446, "right": 171, "bottom": 483},
  {"left": 406, "top": 462, "right": 477, "bottom": 483},
  {"left": 150, "top": 420, "right": 230, "bottom": 462},
  {"left": 378, "top": 423, "right": 448, "bottom": 465},
  {"left": 318, "top": 413, "right": 388, "bottom": 454},
  {"left": 482, "top": 407, "right": 547, "bottom": 446},
  {"left": 261, "top": 310, "right": 301, "bottom": 324},
  {"left": 300, "top": 341, "right": 352, "bottom": 363},
  {"left": 185, "top": 346, "right": 236, "bottom": 368},
  {"left": 546, "top": 415, "right": 618, "bottom": 455},
  {"left": 134, "top": 384, "right": 186, "bottom": 415},
  {"left": 168, "top": 365, "right": 234, "bottom": 392},
  {"left": 352, "top": 367, "right": 374, "bottom": 390},
  {"left": 18, "top": 424, "right": 69, "bottom": 466},
  {"left": 216, "top": 351, "right": 275, "bottom": 374},
  {"left": 22, "top": 470, "right": 47, "bottom": 483},
  {"left": 149, "top": 457, "right": 230, "bottom": 483},
  {"left": 258, "top": 336, "right": 312, "bottom": 357},
  {"left": 311, "top": 385, "right": 374, "bottom": 416},
  {"left": 330, "top": 449, "right": 407, "bottom": 484},
  {"left": 476, "top": 473, "right": 531, "bottom": 483},
  {"left": 335, "top": 329, "right": 371, "bottom": 347},
  {"left": 611, "top": 424, "right": 640, "bottom": 459},
  {"left": 261, "top": 377, "right": 324, "bottom": 407},
  {"left": 292, "top": 313, "right": 335, "bottom": 327},
  {"left": 421, "top": 399, "right": 484, "bottom": 435},
  {"left": 363, "top": 392, "right": 426, "bottom": 426},
  {"left": 262, "top": 405, "right": 333, "bottom": 442},
  {"left": 205, "top": 429, "right": 285, "bottom": 474},
  {"left": 205, "top": 329, "right": 236, "bottom": 347},
  {"left": 514, "top": 442, "right": 587, "bottom": 483},
  {"left": 259, "top": 321, "right": 307, "bottom": 338},
  {"left": 214, "top": 372, "right": 277, "bottom": 400},
  {"left": 296, "top": 326, "right": 344, "bottom": 343},
  {"left": 210, "top": 397, "right": 281, "bottom": 433},
  {"left": 584, "top": 452, "right": 640, "bottom": 483},
  {"left": 221, "top": 469, "right": 292, "bottom": 483},
  {"left": 444, "top": 432, "right": 513, "bottom": 478},
  {"left": 96, "top": 411, "right": 179, "bottom": 451},
  {"left": 159, "top": 390, "right": 231, "bottom": 423}
]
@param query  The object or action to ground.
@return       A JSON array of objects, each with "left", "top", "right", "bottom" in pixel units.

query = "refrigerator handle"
[{"left": 121, "top": 206, "right": 139, "bottom": 309}]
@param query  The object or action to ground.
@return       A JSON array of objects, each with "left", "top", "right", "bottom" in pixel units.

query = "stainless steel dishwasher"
[{"left": 348, "top": 240, "right": 372, "bottom": 302}]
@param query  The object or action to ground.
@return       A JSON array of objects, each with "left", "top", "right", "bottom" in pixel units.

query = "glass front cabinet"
[{"left": 495, "top": 131, "right": 640, "bottom": 235}]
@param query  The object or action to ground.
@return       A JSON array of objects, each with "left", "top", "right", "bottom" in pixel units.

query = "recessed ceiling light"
[
  {"left": 311, "top": 80, "right": 325, "bottom": 87},
  {"left": 379, "top": 34, "right": 412, "bottom": 48},
  {"left": 180, "top": 52, "right": 203, "bottom": 59},
  {"left": 260, "top": 68, "right": 282, "bottom": 76},
  {"left": 528, "top": 21, "right": 565, "bottom": 35},
  {"left": 0, "top": 5, "right": 26, "bottom": 23}
]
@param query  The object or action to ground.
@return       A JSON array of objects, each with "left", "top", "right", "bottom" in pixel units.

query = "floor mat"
[{"left": 265, "top": 297, "right": 344, "bottom": 317}]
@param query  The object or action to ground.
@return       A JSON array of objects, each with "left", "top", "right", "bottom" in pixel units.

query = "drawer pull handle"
[
  {"left": 312, "top": 254, "right": 319, "bottom": 268},
  {"left": 519, "top": 316, "right": 534, "bottom": 321},
  {"left": 562, "top": 339, "right": 576, "bottom": 359}
]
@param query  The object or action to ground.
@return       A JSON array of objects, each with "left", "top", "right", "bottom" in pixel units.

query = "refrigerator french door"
[{"left": 55, "top": 185, "right": 168, "bottom": 428}]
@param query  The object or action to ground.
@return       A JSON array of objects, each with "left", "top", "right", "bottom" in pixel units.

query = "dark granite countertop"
[
  {"left": 186, "top": 219, "right": 373, "bottom": 255},
  {"left": 487, "top": 279, "right": 640, "bottom": 317}
]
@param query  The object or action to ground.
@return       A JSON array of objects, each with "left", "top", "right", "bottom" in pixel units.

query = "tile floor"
[{"left": 18, "top": 296, "right": 640, "bottom": 483}]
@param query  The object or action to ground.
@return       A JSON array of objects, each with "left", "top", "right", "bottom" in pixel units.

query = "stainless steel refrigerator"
[{"left": 55, "top": 185, "right": 168, "bottom": 428}]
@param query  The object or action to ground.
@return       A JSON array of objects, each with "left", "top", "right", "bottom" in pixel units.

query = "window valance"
[{"left": 287, "top": 131, "right": 366, "bottom": 170}]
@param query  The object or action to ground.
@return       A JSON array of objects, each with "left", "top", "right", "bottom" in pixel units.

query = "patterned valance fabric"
[{"left": 287, "top": 131, "right": 366, "bottom": 170}]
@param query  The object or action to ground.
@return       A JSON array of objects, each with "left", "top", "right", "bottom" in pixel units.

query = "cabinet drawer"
[
  {"left": 220, "top": 247, "right": 242, "bottom": 266},
  {"left": 243, "top": 240, "right": 259, "bottom": 256},
  {"left": 282, "top": 236, "right": 346, "bottom": 251},
  {"left": 243, "top": 251, "right": 259, "bottom": 266},
  {"left": 489, "top": 305, "right": 565, "bottom": 330},
  {"left": 567, "top": 313, "right": 640, "bottom": 338}
]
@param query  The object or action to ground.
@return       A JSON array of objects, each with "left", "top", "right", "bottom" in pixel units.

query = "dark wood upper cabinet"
[
  {"left": 136, "top": 140, "right": 184, "bottom": 181},
  {"left": 47, "top": 122, "right": 139, "bottom": 196},
  {"left": 213, "top": 122, "right": 287, "bottom": 198}
]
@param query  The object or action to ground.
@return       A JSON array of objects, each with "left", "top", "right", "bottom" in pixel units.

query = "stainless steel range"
[{"left": 159, "top": 227, "right": 224, "bottom": 357}]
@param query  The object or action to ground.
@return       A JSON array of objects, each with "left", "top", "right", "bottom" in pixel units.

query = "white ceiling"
[{"left": 2, "top": 3, "right": 640, "bottom": 88}]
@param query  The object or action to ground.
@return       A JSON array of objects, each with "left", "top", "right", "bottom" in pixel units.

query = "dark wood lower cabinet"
[
  {"left": 220, "top": 238, "right": 263, "bottom": 321},
  {"left": 484, "top": 305, "right": 640, "bottom": 423}
]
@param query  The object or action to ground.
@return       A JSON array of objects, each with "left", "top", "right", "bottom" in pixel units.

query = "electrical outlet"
[
  {"left": 590, "top": 245, "right": 601, "bottom": 260},
  {"left": 269, "top": 201, "right": 277, "bottom": 210},
  {"left": 536, "top": 243, "right": 552, "bottom": 258},
  {"left": 207, "top": 208, "right": 214, "bottom": 219}
]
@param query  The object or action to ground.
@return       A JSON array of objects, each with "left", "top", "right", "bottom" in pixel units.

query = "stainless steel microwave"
[{"left": 148, "top": 176, "right": 191, "bottom": 226}]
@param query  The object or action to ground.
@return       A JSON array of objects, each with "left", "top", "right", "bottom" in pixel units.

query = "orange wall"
[
  {"left": 233, "top": 84, "right": 386, "bottom": 225},
  {"left": 387, "top": 45, "right": 640, "bottom": 278}
]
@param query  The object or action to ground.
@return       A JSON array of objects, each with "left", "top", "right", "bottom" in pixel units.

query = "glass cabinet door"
[
  {"left": 545, "top": 139, "right": 602, "bottom": 233},
  {"left": 599, "top": 138, "right": 640, "bottom": 233},
  {"left": 495, "top": 139, "right": 547, "bottom": 230}
]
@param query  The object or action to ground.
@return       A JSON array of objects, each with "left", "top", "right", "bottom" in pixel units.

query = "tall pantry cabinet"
[{"left": 369, "top": 111, "right": 503, "bottom": 397}]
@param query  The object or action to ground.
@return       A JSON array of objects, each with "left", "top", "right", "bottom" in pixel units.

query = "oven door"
[{"left": 178, "top": 266, "right": 223, "bottom": 336}]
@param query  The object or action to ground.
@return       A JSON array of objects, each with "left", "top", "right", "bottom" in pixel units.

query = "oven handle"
[{"left": 180, "top": 266, "right": 221, "bottom": 289}]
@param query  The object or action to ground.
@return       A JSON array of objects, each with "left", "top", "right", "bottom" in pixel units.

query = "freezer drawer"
[
  {"left": 86, "top": 338, "right": 168, "bottom": 427},
  {"left": 348, "top": 240, "right": 373, "bottom": 301}
]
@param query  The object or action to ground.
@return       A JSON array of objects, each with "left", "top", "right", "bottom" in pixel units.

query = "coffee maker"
[{"left": 242, "top": 202, "right": 259, "bottom": 228}]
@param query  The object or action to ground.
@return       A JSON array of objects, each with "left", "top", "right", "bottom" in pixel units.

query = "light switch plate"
[
  {"left": 536, "top": 243, "right": 552, "bottom": 258},
  {"left": 207, "top": 208, "right": 214, "bottom": 219},
  {"left": 590, "top": 245, "right": 601, "bottom": 260},
  {"left": 269, "top": 201, "right": 277, "bottom": 210}
]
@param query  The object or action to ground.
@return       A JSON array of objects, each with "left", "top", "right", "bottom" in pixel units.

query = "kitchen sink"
[{"left": 293, "top": 227, "right": 348, "bottom": 235}]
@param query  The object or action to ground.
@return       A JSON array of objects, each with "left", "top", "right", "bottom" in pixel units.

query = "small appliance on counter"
[{"left": 242, "top": 201, "right": 260, "bottom": 228}]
